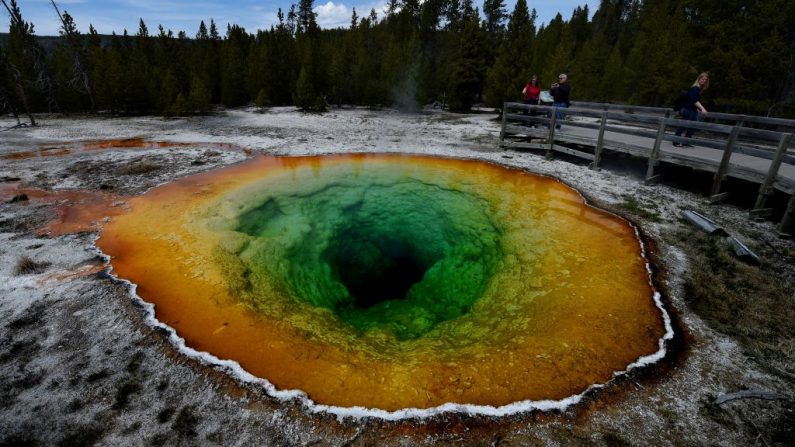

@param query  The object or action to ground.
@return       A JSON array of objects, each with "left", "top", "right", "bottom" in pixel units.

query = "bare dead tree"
[
  {"left": 1, "top": 0, "right": 60, "bottom": 114},
  {"left": 0, "top": 86, "right": 23, "bottom": 127},
  {"left": 50, "top": 0, "right": 95, "bottom": 111},
  {"left": 0, "top": 44, "right": 35, "bottom": 126},
  {"left": 3, "top": 67, "right": 35, "bottom": 126}
]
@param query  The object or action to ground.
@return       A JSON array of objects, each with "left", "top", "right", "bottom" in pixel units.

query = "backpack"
[{"left": 673, "top": 91, "right": 688, "bottom": 112}]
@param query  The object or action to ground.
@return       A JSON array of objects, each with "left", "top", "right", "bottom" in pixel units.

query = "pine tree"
[
  {"left": 255, "top": 88, "right": 270, "bottom": 110},
  {"left": 188, "top": 75, "right": 212, "bottom": 113},
  {"left": 484, "top": 0, "right": 535, "bottom": 108},
  {"left": 293, "top": 64, "right": 326, "bottom": 111},
  {"left": 0, "top": 43, "right": 23, "bottom": 124},
  {"left": 328, "top": 15, "right": 358, "bottom": 106},
  {"left": 98, "top": 33, "right": 126, "bottom": 112},
  {"left": 536, "top": 13, "right": 568, "bottom": 86},
  {"left": 623, "top": 0, "right": 689, "bottom": 106},
  {"left": 2, "top": 0, "right": 793, "bottom": 117},
  {"left": 297, "top": 0, "right": 319, "bottom": 36},
  {"left": 568, "top": 5, "right": 591, "bottom": 55},
  {"left": 381, "top": 32, "right": 421, "bottom": 110},
  {"left": 196, "top": 20, "right": 208, "bottom": 40},
  {"left": 447, "top": 6, "right": 487, "bottom": 112},
  {"left": 220, "top": 24, "right": 250, "bottom": 106},
  {"left": 122, "top": 19, "right": 154, "bottom": 112},
  {"left": 51, "top": 40, "right": 83, "bottom": 112},
  {"left": 266, "top": 19, "right": 298, "bottom": 105},
  {"left": 481, "top": 0, "right": 506, "bottom": 78},
  {"left": 599, "top": 42, "right": 627, "bottom": 102},
  {"left": 49, "top": 2, "right": 96, "bottom": 111},
  {"left": 686, "top": 0, "right": 795, "bottom": 114},
  {"left": 2, "top": 1, "right": 35, "bottom": 122},
  {"left": 591, "top": 0, "right": 634, "bottom": 47},
  {"left": 293, "top": 0, "right": 327, "bottom": 110},
  {"left": 482, "top": 0, "right": 507, "bottom": 37}
]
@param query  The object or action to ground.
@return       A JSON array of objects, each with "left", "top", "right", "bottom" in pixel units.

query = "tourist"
[
  {"left": 522, "top": 75, "right": 541, "bottom": 106},
  {"left": 674, "top": 72, "right": 710, "bottom": 147},
  {"left": 549, "top": 73, "right": 570, "bottom": 129},
  {"left": 522, "top": 75, "right": 541, "bottom": 125}
]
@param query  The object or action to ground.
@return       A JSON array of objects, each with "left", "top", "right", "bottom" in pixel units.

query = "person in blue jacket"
[{"left": 674, "top": 72, "right": 710, "bottom": 147}]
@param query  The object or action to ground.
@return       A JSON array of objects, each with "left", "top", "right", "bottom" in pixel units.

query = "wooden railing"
[
  {"left": 573, "top": 101, "right": 795, "bottom": 132},
  {"left": 500, "top": 101, "right": 795, "bottom": 235}
]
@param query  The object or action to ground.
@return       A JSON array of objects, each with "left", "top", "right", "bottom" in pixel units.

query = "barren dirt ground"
[{"left": 0, "top": 107, "right": 793, "bottom": 446}]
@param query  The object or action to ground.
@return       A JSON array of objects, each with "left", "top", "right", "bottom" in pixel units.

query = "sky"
[{"left": 2, "top": 0, "right": 597, "bottom": 37}]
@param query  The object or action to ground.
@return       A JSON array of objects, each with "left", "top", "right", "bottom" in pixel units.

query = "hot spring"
[{"left": 97, "top": 153, "right": 670, "bottom": 413}]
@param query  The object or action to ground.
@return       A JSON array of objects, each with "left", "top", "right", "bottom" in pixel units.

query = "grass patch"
[
  {"left": 126, "top": 351, "right": 145, "bottom": 373},
  {"left": 56, "top": 424, "right": 105, "bottom": 447},
  {"left": 65, "top": 398, "right": 84, "bottom": 413},
  {"left": 86, "top": 369, "right": 111, "bottom": 383},
  {"left": 114, "top": 161, "right": 162, "bottom": 176},
  {"left": 7, "top": 302, "right": 45, "bottom": 329},
  {"left": 149, "top": 433, "right": 170, "bottom": 446},
  {"left": 699, "top": 395, "right": 737, "bottom": 428},
  {"left": 7, "top": 193, "right": 29, "bottom": 203},
  {"left": 13, "top": 256, "right": 50, "bottom": 275},
  {"left": 768, "top": 401, "right": 795, "bottom": 445},
  {"left": 206, "top": 432, "right": 224, "bottom": 444},
  {"left": 677, "top": 228, "right": 795, "bottom": 377},
  {"left": 600, "top": 431, "right": 632, "bottom": 446},
  {"left": 0, "top": 433, "right": 40, "bottom": 447},
  {"left": 122, "top": 421, "right": 142, "bottom": 435},
  {"left": 617, "top": 195, "right": 662, "bottom": 222},
  {"left": 172, "top": 406, "right": 200, "bottom": 437},
  {"left": 0, "top": 339, "right": 41, "bottom": 366},
  {"left": 113, "top": 380, "right": 142, "bottom": 409},
  {"left": 15, "top": 369, "right": 44, "bottom": 389},
  {"left": 157, "top": 406, "right": 176, "bottom": 423}
]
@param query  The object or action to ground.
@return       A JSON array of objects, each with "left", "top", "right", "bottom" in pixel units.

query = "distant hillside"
[
  {"left": 0, "top": 33, "right": 61, "bottom": 51},
  {"left": 0, "top": 33, "right": 116, "bottom": 52}
]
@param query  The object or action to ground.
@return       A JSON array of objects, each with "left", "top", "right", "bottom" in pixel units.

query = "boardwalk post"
[
  {"left": 500, "top": 102, "right": 508, "bottom": 142},
  {"left": 779, "top": 194, "right": 795, "bottom": 237},
  {"left": 592, "top": 111, "right": 607, "bottom": 169},
  {"left": 645, "top": 118, "right": 668, "bottom": 182},
  {"left": 546, "top": 108, "right": 557, "bottom": 159},
  {"left": 710, "top": 125, "right": 740, "bottom": 201},
  {"left": 753, "top": 133, "right": 793, "bottom": 211}
]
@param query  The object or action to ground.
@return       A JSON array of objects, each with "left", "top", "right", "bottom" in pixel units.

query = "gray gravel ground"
[{"left": 0, "top": 107, "right": 792, "bottom": 446}]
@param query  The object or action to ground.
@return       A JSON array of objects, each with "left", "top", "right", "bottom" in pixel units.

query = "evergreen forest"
[{"left": 1, "top": 0, "right": 794, "bottom": 120}]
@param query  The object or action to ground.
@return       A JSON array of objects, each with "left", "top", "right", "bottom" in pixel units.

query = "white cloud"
[{"left": 314, "top": 2, "right": 350, "bottom": 29}]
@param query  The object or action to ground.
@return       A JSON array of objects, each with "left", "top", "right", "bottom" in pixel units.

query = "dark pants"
[{"left": 675, "top": 108, "right": 700, "bottom": 138}]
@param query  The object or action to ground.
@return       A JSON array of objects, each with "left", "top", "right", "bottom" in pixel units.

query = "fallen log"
[{"left": 714, "top": 389, "right": 791, "bottom": 405}]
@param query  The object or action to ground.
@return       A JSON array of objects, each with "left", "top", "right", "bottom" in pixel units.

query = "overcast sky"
[{"left": 2, "top": 0, "right": 596, "bottom": 36}]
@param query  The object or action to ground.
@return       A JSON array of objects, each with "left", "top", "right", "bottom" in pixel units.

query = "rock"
[{"left": 8, "top": 194, "right": 29, "bottom": 203}]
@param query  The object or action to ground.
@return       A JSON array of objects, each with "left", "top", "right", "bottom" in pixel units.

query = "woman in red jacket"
[
  {"left": 522, "top": 75, "right": 541, "bottom": 106},
  {"left": 522, "top": 75, "right": 541, "bottom": 125}
]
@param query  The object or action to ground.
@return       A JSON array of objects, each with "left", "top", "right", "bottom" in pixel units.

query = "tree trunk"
[
  {"left": 6, "top": 64, "right": 36, "bottom": 126},
  {"left": 50, "top": 0, "right": 96, "bottom": 112}
]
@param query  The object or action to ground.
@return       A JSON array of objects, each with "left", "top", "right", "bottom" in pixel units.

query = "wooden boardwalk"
[{"left": 500, "top": 101, "right": 795, "bottom": 234}]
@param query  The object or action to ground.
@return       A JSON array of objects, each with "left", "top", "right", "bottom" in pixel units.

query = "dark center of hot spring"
[{"left": 232, "top": 181, "right": 504, "bottom": 339}]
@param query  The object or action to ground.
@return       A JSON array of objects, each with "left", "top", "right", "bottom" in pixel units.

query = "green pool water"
[{"left": 231, "top": 176, "right": 503, "bottom": 340}]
